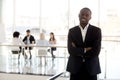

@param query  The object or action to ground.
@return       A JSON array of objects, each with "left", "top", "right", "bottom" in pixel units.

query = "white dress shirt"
[
  {"left": 27, "top": 36, "right": 30, "bottom": 44},
  {"left": 12, "top": 37, "right": 24, "bottom": 45},
  {"left": 11, "top": 37, "right": 25, "bottom": 51},
  {"left": 79, "top": 24, "right": 89, "bottom": 42}
]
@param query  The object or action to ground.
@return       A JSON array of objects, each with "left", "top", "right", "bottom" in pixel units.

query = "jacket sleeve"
[
  {"left": 33, "top": 36, "right": 36, "bottom": 43},
  {"left": 31, "top": 35, "right": 36, "bottom": 44},
  {"left": 67, "top": 29, "right": 84, "bottom": 57},
  {"left": 23, "top": 36, "right": 26, "bottom": 42},
  {"left": 84, "top": 28, "right": 102, "bottom": 58}
]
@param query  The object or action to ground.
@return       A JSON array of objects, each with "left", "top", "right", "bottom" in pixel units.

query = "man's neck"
[
  {"left": 27, "top": 35, "right": 30, "bottom": 37},
  {"left": 79, "top": 23, "right": 89, "bottom": 30},
  {"left": 80, "top": 24, "right": 87, "bottom": 29}
]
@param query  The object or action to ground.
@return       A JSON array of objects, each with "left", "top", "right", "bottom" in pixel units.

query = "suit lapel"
[
  {"left": 84, "top": 25, "right": 92, "bottom": 43},
  {"left": 76, "top": 26, "right": 84, "bottom": 44}
]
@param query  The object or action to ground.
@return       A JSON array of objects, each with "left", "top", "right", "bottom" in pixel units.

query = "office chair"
[
  {"left": 37, "top": 48, "right": 48, "bottom": 66},
  {"left": 10, "top": 46, "right": 21, "bottom": 65}
]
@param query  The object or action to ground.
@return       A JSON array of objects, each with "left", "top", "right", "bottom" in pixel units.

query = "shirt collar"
[{"left": 79, "top": 23, "right": 89, "bottom": 30}]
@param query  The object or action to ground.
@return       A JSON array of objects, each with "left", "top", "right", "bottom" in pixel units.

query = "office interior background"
[{"left": 0, "top": 0, "right": 120, "bottom": 80}]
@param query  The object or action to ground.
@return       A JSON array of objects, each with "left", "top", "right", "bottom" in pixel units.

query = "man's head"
[
  {"left": 26, "top": 29, "right": 30, "bottom": 36},
  {"left": 79, "top": 7, "right": 92, "bottom": 28}
]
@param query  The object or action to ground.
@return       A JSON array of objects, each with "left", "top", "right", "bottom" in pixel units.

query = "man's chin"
[
  {"left": 80, "top": 23, "right": 88, "bottom": 27},
  {"left": 80, "top": 21, "right": 87, "bottom": 24}
]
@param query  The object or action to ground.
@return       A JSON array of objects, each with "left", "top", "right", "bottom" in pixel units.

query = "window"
[{"left": 2, "top": 0, "right": 120, "bottom": 79}]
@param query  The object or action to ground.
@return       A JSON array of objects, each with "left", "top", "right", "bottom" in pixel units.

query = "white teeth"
[{"left": 81, "top": 19, "right": 86, "bottom": 21}]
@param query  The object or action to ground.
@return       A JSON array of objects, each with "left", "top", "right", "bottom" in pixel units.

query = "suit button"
[{"left": 83, "top": 58, "right": 85, "bottom": 62}]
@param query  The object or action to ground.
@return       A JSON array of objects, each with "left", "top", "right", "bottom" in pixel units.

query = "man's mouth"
[{"left": 81, "top": 18, "right": 86, "bottom": 22}]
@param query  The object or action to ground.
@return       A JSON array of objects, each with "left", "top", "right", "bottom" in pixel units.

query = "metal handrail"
[{"left": 47, "top": 72, "right": 65, "bottom": 80}]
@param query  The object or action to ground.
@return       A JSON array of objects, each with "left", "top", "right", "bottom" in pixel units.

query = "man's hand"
[{"left": 85, "top": 47, "right": 92, "bottom": 52}]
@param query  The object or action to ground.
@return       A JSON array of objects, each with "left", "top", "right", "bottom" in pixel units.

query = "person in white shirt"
[{"left": 12, "top": 31, "right": 25, "bottom": 59}]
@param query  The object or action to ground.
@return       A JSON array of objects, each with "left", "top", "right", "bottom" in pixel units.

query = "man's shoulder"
[
  {"left": 69, "top": 25, "right": 79, "bottom": 31},
  {"left": 89, "top": 24, "right": 101, "bottom": 30},
  {"left": 30, "top": 35, "right": 35, "bottom": 38}
]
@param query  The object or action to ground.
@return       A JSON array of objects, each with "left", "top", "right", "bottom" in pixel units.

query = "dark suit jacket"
[
  {"left": 66, "top": 24, "right": 102, "bottom": 75},
  {"left": 23, "top": 35, "right": 35, "bottom": 50}
]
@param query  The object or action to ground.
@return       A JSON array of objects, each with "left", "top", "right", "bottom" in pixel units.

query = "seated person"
[
  {"left": 23, "top": 29, "right": 35, "bottom": 60},
  {"left": 36, "top": 33, "right": 49, "bottom": 65},
  {"left": 36, "top": 33, "right": 49, "bottom": 46},
  {"left": 11, "top": 31, "right": 25, "bottom": 59},
  {"left": 48, "top": 32, "right": 57, "bottom": 58}
]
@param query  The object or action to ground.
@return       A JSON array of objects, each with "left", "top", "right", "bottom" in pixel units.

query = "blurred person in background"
[
  {"left": 23, "top": 29, "right": 35, "bottom": 60},
  {"left": 48, "top": 32, "right": 57, "bottom": 59},
  {"left": 36, "top": 33, "right": 49, "bottom": 65},
  {"left": 36, "top": 33, "right": 49, "bottom": 46},
  {"left": 12, "top": 31, "right": 25, "bottom": 59}
]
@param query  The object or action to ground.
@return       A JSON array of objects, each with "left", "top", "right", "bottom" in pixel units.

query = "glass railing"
[
  {"left": 0, "top": 40, "right": 120, "bottom": 80},
  {"left": 0, "top": 43, "right": 68, "bottom": 77},
  {"left": 99, "top": 40, "right": 120, "bottom": 79},
  {"left": 47, "top": 71, "right": 69, "bottom": 80},
  {"left": 47, "top": 40, "right": 120, "bottom": 80}
]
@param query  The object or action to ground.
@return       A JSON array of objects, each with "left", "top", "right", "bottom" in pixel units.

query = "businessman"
[{"left": 66, "top": 7, "right": 102, "bottom": 80}]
